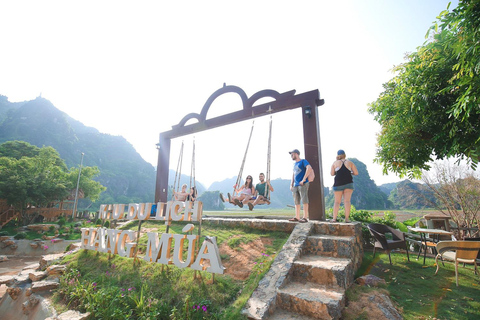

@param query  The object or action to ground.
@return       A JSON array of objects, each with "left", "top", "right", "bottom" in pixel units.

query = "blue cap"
[
  {"left": 337, "top": 149, "right": 345, "bottom": 155},
  {"left": 289, "top": 149, "right": 300, "bottom": 155}
]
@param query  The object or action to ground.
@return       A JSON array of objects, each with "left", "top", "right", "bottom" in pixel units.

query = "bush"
[
  {"left": 14, "top": 232, "right": 27, "bottom": 239},
  {"left": 0, "top": 231, "right": 9, "bottom": 237},
  {"left": 57, "top": 216, "right": 67, "bottom": 228},
  {"left": 103, "top": 220, "right": 110, "bottom": 228},
  {"left": 49, "top": 226, "right": 56, "bottom": 233},
  {"left": 95, "top": 218, "right": 102, "bottom": 225}
]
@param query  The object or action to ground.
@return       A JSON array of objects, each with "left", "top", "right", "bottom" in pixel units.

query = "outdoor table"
[{"left": 408, "top": 227, "right": 454, "bottom": 265}]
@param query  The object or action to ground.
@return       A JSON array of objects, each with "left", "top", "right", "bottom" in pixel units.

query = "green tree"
[
  {"left": 368, "top": 0, "right": 480, "bottom": 178},
  {"left": 0, "top": 141, "right": 105, "bottom": 224}
]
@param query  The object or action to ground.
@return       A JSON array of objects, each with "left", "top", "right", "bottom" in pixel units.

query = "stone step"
[
  {"left": 313, "top": 222, "right": 357, "bottom": 237},
  {"left": 266, "top": 308, "right": 316, "bottom": 319},
  {"left": 277, "top": 281, "right": 345, "bottom": 320},
  {"left": 304, "top": 235, "right": 356, "bottom": 258},
  {"left": 292, "top": 255, "right": 354, "bottom": 289}
]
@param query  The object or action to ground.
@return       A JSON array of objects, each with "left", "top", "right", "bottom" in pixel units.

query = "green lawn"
[{"left": 353, "top": 250, "right": 480, "bottom": 319}]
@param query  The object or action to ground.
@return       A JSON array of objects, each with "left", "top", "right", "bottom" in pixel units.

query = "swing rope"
[
  {"left": 172, "top": 141, "right": 184, "bottom": 200},
  {"left": 190, "top": 138, "right": 196, "bottom": 199},
  {"left": 265, "top": 116, "right": 272, "bottom": 199},
  {"left": 234, "top": 120, "right": 255, "bottom": 195}
]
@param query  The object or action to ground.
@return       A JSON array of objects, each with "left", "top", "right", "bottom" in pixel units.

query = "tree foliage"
[
  {"left": 369, "top": 0, "right": 480, "bottom": 178},
  {"left": 422, "top": 162, "right": 480, "bottom": 237},
  {"left": 0, "top": 141, "right": 105, "bottom": 224}
]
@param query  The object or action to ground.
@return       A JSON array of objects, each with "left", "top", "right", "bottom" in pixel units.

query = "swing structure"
[
  {"left": 155, "top": 84, "right": 327, "bottom": 221},
  {"left": 171, "top": 139, "right": 197, "bottom": 203},
  {"left": 225, "top": 116, "right": 273, "bottom": 208}
]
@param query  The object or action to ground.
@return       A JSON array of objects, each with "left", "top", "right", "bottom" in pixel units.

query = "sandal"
[
  {"left": 299, "top": 218, "right": 308, "bottom": 223},
  {"left": 227, "top": 193, "right": 232, "bottom": 203},
  {"left": 289, "top": 217, "right": 299, "bottom": 222},
  {"left": 234, "top": 199, "right": 243, "bottom": 208},
  {"left": 219, "top": 193, "right": 225, "bottom": 202},
  {"left": 248, "top": 202, "right": 254, "bottom": 211}
]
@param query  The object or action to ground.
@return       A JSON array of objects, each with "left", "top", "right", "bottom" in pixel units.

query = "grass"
[
  {"left": 351, "top": 250, "right": 480, "bottom": 320},
  {"left": 53, "top": 221, "right": 290, "bottom": 319}
]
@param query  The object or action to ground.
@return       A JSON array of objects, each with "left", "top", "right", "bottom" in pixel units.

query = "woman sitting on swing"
[{"left": 221, "top": 175, "right": 255, "bottom": 208}]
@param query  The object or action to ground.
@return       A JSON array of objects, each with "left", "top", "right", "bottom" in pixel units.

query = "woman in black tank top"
[{"left": 330, "top": 150, "right": 358, "bottom": 223}]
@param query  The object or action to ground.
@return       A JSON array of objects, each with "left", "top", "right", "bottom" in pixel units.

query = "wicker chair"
[
  {"left": 435, "top": 240, "right": 480, "bottom": 286},
  {"left": 367, "top": 223, "right": 410, "bottom": 265}
]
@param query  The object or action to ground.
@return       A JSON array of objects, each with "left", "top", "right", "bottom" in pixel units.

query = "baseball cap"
[{"left": 289, "top": 149, "right": 300, "bottom": 155}]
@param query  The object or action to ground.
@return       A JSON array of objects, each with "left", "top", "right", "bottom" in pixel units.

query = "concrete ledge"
[{"left": 202, "top": 217, "right": 296, "bottom": 233}]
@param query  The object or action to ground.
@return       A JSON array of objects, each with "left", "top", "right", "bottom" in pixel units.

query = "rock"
[
  {"left": 25, "top": 287, "right": 32, "bottom": 296},
  {"left": 23, "top": 263, "right": 40, "bottom": 270},
  {"left": 29, "top": 271, "right": 48, "bottom": 282},
  {"left": 14, "top": 273, "right": 31, "bottom": 285},
  {"left": 2, "top": 240, "right": 16, "bottom": 248},
  {"left": 0, "top": 255, "right": 8, "bottom": 262},
  {"left": 30, "top": 242, "right": 40, "bottom": 249},
  {"left": 27, "top": 224, "right": 59, "bottom": 232},
  {"left": 7, "top": 287, "right": 22, "bottom": 300},
  {"left": 50, "top": 238, "right": 64, "bottom": 243},
  {"left": 31, "top": 280, "right": 59, "bottom": 293},
  {"left": 0, "top": 236, "right": 11, "bottom": 241},
  {"left": 55, "top": 310, "right": 91, "bottom": 320},
  {"left": 22, "top": 294, "right": 40, "bottom": 315},
  {"left": 343, "top": 286, "right": 402, "bottom": 320},
  {"left": 47, "top": 265, "right": 66, "bottom": 276},
  {"left": 42, "top": 235, "right": 56, "bottom": 240},
  {"left": 0, "top": 275, "right": 15, "bottom": 286},
  {"left": 39, "top": 253, "right": 65, "bottom": 270},
  {"left": 356, "top": 274, "right": 386, "bottom": 287},
  {"left": 9, "top": 244, "right": 18, "bottom": 250}
]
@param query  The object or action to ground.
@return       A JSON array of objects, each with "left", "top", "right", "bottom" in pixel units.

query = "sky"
[{"left": 0, "top": 0, "right": 459, "bottom": 189}]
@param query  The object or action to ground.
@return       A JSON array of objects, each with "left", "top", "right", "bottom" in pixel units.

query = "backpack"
[
  {"left": 302, "top": 159, "right": 315, "bottom": 182},
  {"left": 307, "top": 167, "right": 315, "bottom": 182}
]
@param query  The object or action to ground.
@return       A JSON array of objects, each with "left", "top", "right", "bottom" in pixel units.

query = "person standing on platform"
[
  {"left": 330, "top": 149, "right": 358, "bottom": 223},
  {"left": 289, "top": 149, "right": 312, "bottom": 223}
]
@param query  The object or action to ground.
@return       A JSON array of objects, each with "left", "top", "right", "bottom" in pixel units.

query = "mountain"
[
  {"left": 388, "top": 180, "right": 437, "bottom": 209},
  {"left": 378, "top": 182, "right": 398, "bottom": 196},
  {"left": 0, "top": 95, "right": 156, "bottom": 210}
]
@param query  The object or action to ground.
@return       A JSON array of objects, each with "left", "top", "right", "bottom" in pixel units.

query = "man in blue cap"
[{"left": 289, "top": 149, "right": 312, "bottom": 223}]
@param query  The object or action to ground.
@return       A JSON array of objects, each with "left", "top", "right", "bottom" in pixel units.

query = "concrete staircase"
[{"left": 243, "top": 221, "right": 363, "bottom": 320}]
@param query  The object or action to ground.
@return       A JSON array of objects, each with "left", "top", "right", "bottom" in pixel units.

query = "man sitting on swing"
[{"left": 248, "top": 173, "right": 274, "bottom": 211}]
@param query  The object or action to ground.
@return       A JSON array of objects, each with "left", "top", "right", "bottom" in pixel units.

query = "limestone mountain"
[{"left": 0, "top": 95, "right": 156, "bottom": 210}]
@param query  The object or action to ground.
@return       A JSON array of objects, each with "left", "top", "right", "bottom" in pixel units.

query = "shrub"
[
  {"left": 0, "top": 231, "right": 9, "bottom": 237},
  {"left": 49, "top": 226, "right": 56, "bottom": 233},
  {"left": 95, "top": 218, "right": 102, "bottom": 225},
  {"left": 103, "top": 220, "right": 110, "bottom": 228},
  {"left": 57, "top": 216, "right": 67, "bottom": 228},
  {"left": 14, "top": 232, "right": 27, "bottom": 239}
]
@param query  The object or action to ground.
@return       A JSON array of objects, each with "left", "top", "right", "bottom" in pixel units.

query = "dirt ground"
[{"left": 219, "top": 236, "right": 273, "bottom": 281}]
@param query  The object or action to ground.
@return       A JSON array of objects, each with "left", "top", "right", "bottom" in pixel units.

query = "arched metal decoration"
[{"left": 155, "top": 84, "right": 326, "bottom": 220}]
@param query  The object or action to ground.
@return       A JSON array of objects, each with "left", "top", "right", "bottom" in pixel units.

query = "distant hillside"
[
  {"left": 0, "top": 95, "right": 156, "bottom": 210},
  {"left": 378, "top": 182, "right": 398, "bottom": 196},
  {"left": 388, "top": 180, "right": 437, "bottom": 209}
]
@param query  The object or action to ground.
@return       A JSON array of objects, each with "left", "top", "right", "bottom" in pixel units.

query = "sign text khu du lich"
[{"left": 80, "top": 201, "right": 225, "bottom": 274}]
